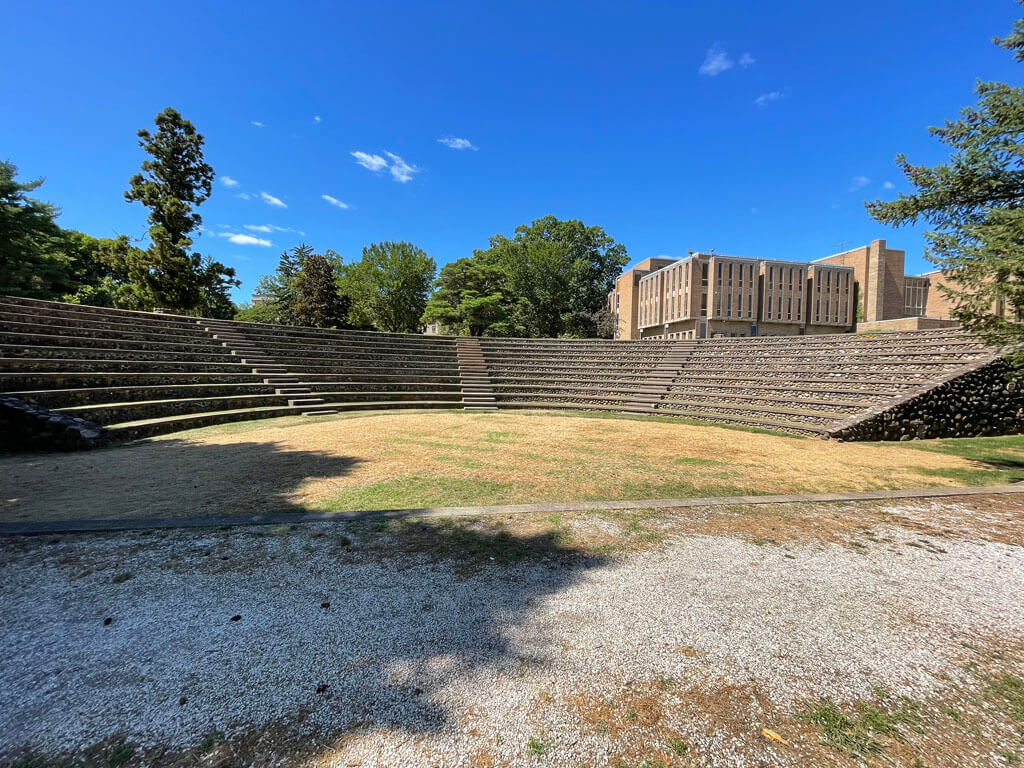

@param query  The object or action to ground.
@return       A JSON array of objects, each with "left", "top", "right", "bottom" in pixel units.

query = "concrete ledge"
[{"left": 2, "top": 484, "right": 1021, "bottom": 536}]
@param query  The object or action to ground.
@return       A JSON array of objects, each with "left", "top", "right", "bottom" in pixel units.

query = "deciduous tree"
[{"left": 341, "top": 241, "right": 435, "bottom": 333}]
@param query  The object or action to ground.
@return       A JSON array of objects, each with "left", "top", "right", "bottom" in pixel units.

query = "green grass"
[
  {"left": 107, "top": 743, "right": 134, "bottom": 768},
  {"left": 876, "top": 434, "right": 1024, "bottom": 485},
  {"left": 316, "top": 476, "right": 517, "bottom": 511},
  {"left": 526, "top": 735, "right": 553, "bottom": 757},
  {"left": 988, "top": 674, "right": 1024, "bottom": 722},
  {"left": 800, "top": 697, "right": 924, "bottom": 759}
]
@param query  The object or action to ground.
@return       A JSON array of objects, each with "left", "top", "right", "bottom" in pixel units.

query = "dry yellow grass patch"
[
  {"left": 0, "top": 410, "right": 992, "bottom": 523},
  {"left": 189, "top": 410, "right": 972, "bottom": 509}
]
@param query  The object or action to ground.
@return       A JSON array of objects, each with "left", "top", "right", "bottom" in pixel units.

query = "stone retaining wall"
[
  {"left": 829, "top": 358, "right": 1024, "bottom": 441},
  {"left": 0, "top": 395, "right": 107, "bottom": 451}
]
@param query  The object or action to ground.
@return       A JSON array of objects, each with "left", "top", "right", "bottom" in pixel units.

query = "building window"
[
  {"left": 727, "top": 294, "right": 732, "bottom": 316},
  {"left": 787, "top": 297, "right": 792, "bottom": 320}
]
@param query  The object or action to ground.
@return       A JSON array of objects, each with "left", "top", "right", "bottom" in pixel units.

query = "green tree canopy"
[
  {"left": 866, "top": 16, "right": 1024, "bottom": 356},
  {"left": 474, "top": 215, "right": 628, "bottom": 337},
  {"left": 421, "top": 257, "right": 508, "bottom": 335},
  {"left": 293, "top": 251, "right": 351, "bottom": 328},
  {"left": 122, "top": 107, "right": 238, "bottom": 313},
  {"left": 0, "top": 161, "right": 68, "bottom": 298},
  {"left": 341, "top": 241, "right": 436, "bottom": 333}
]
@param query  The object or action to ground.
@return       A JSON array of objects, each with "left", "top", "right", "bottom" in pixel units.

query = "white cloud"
[
  {"left": 217, "top": 232, "right": 272, "bottom": 246},
  {"left": 849, "top": 176, "right": 870, "bottom": 191},
  {"left": 251, "top": 121, "right": 264, "bottom": 128},
  {"left": 351, "top": 151, "right": 388, "bottom": 172},
  {"left": 699, "top": 45, "right": 734, "bottom": 76},
  {"left": 220, "top": 176, "right": 240, "bottom": 188},
  {"left": 352, "top": 149, "right": 420, "bottom": 182},
  {"left": 385, "top": 151, "right": 419, "bottom": 183},
  {"left": 246, "top": 224, "right": 305, "bottom": 235},
  {"left": 754, "top": 91, "right": 782, "bottom": 107},
  {"left": 438, "top": 136, "right": 478, "bottom": 150},
  {"left": 739, "top": 52, "right": 755, "bottom": 68},
  {"left": 883, "top": 181, "right": 895, "bottom": 190},
  {"left": 235, "top": 193, "right": 254, "bottom": 200},
  {"left": 313, "top": 115, "right": 321, "bottom": 123},
  {"left": 260, "top": 192, "right": 287, "bottom": 208},
  {"left": 322, "top": 194, "right": 350, "bottom": 209}
]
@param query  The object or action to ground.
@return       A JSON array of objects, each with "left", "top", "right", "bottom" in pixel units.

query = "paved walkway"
[{"left": 2, "top": 484, "right": 1022, "bottom": 535}]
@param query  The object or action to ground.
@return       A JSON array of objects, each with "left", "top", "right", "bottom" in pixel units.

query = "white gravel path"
[{"left": 1, "top": 510, "right": 1022, "bottom": 766}]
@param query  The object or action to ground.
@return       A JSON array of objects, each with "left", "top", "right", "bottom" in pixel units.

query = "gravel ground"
[{"left": 1, "top": 499, "right": 1023, "bottom": 767}]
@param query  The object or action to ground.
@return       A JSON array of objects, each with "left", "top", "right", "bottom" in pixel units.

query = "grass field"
[{"left": 3, "top": 409, "right": 1023, "bottom": 523}]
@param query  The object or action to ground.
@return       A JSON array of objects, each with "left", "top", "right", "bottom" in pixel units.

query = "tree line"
[{"left": 240, "top": 215, "right": 627, "bottom": 337}]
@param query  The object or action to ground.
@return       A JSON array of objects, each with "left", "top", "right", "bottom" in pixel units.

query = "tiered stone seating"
[
  {"left": 0, "top": 296, "right": 461, "bottom": 440},
  {"left": 651, "top": 330, "right": 994, "bottom": 435},
  {"left": 0, "top": 296, "right": 1003, "bottom": 441},
  {"left": 477, "top": 338, "right": 693, "bottom": 413}
]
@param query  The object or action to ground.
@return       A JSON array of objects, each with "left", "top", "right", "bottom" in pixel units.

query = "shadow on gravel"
[
  {"left": 0, "top": 513, "right": 611, "bottom": 765},
  {"left": 0, "top": 438, "right": 362, "bottom": 523}
]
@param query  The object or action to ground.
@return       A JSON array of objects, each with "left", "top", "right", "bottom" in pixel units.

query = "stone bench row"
[
  {"left": 211, "top": 323, "right": 458, "bottom": 350},
  {"left": 0, "top": 330, "right": 228, "bottom": 353},
  {"left": 11, "top": 380, "right": 467, "bottom": 408},
  {"left": 0, "top": 312, "right": 219, "bottom": 343},
  {"left": 491, "top": 382, "right": 880, "bottom": 409},
  {"left": 57, "top": 390, "right": 467, "bottom": 426},
  {"left": 0, "top": 301, "right": 213, "bottom": 334},
  {"left": 0, "top": 371, "right": 464, "bottom": 392},
  {"left": 0, "top": 344, "right": 240, "bottom": 364},
  {"left": 0, "top": 356, "right": 462, "bottom": 375}
]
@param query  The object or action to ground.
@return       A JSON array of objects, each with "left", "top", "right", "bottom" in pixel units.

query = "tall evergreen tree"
[
  {"left": 122, "top": 107, "right": 238, "bottom": 313},
  {"left": 250, "top": 243, "right": 314, "bottom": 324},
  {"left": 293, "top": 252, "right": 350, "bottom": 328},
  {"left": 0, "top": 161, "right": 68, "bottom": 298},
  {"left": 866, "top": 15, "right": 1024, "bottom": 358}
]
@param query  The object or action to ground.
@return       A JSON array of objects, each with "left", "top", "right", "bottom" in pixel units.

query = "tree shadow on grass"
[
  {"left": 0, "top": 437, "right": 363, "bottom": 524},
  {"left": 0, "top": 443, "right": 616, "bottom": 765}
]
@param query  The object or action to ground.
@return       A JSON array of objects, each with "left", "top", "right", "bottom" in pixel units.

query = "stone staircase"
[
  {"left": 200, "top": 320, "right": 337, "bottom": 416},
  {"left": 456, "top": 337, "right": 496, "bottom": 410},
  {"left": 637, "top": 344, "right": 695, "bottom": 409}
]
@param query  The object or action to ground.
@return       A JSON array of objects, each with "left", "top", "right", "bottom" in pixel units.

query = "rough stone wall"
[
  {"left": 0, "top": 395, "right": 107, "bottom": 451},
  {"left": 829, "top": 358, "right": 1024, "bottom": 441}
]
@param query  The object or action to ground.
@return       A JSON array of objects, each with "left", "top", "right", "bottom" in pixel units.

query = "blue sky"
[{"left": 4, "top": 0, "right": 1020, "bottom": 302}]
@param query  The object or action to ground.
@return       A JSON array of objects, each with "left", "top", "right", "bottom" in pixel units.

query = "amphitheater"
[{"left": 0, "top": 294, "right": 1022, "bottom": 447}]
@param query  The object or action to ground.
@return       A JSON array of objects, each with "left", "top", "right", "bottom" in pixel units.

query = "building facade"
[
  {"left": 609, "top": 238, "right": 1020, "bottom": 340},
  {"left": 608, "top": 252, "right": 854, "bottom": 339}
]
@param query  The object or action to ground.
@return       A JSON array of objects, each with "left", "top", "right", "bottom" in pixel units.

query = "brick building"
[{"left": 608, "top": 238, "right": 1019, "bottom": 339}]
